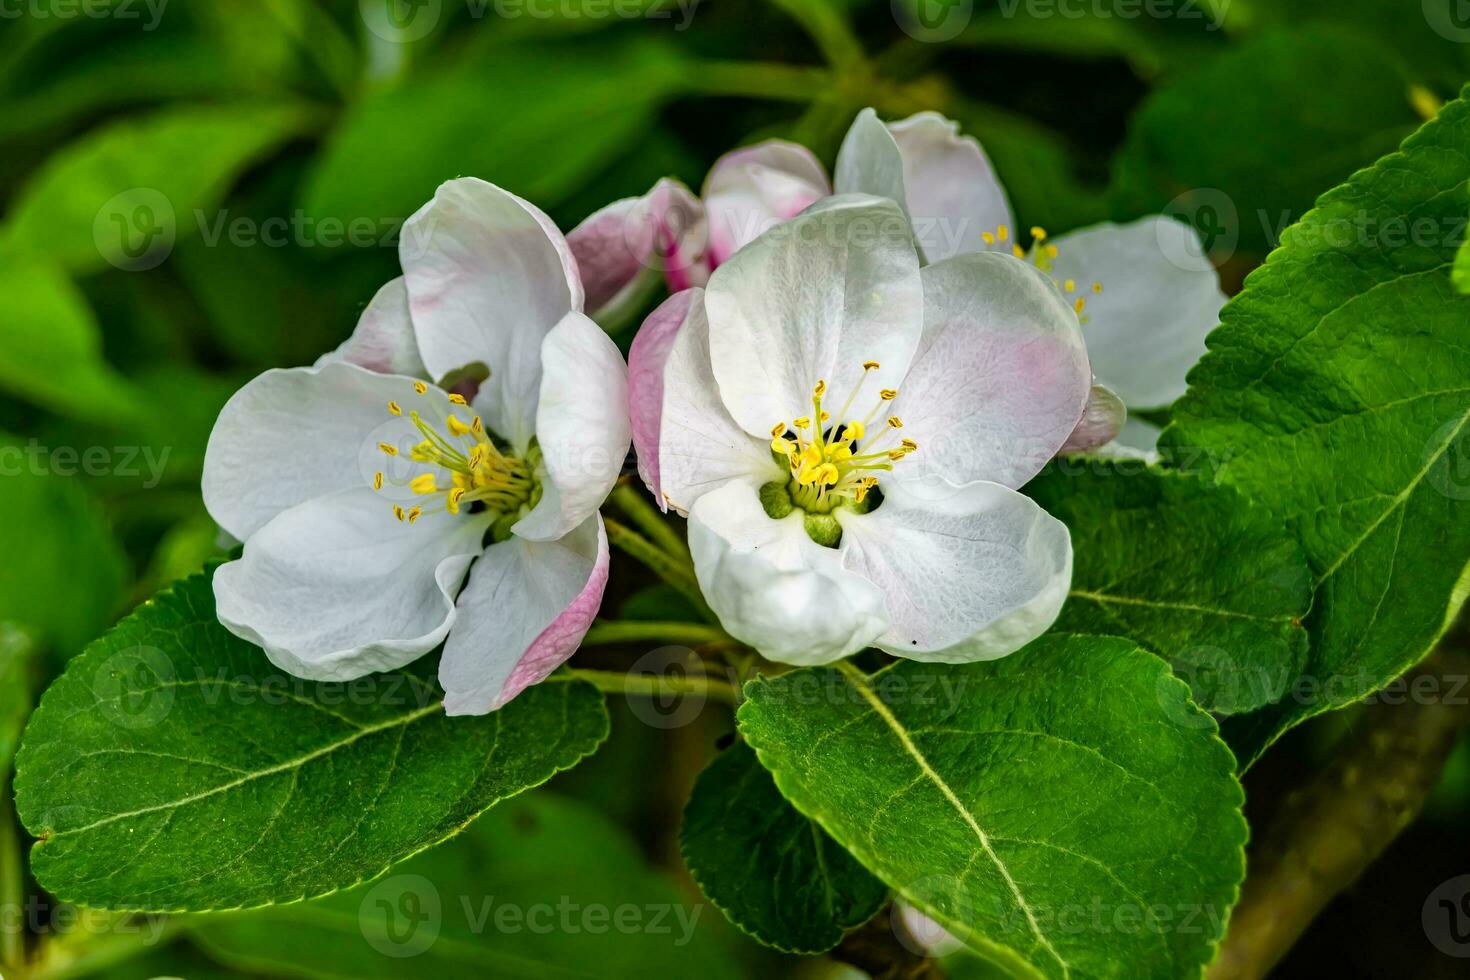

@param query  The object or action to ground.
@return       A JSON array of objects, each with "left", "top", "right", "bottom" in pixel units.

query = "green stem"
[
  {"left": 682, "top": 59, "right": 834, "bottom": 102},
  {"left": 767, "top": 0, "right": 867, "bottom": 71},
  {"left": 609, "top": 484, "right": 689, "bottom": 561},
  {"left": 0, "top": 774, "right": 24, "bottom": 974},
  {"left": 582, "top": 619, "right": 730, "bottom": 649},
  {"left": 28, "top": 918, "right": 185, "bottom": 980},
  {"left": 603, "top": 517, "right": 714, "bottom": 620},
  {"left": 562, "top": 669, "right": 740, "bottom": 706}
]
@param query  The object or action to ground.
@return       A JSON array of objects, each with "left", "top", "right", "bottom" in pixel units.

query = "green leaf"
[
  {"left": 1455, "top": 189, "right": 1470, "bottom": 295},
  {"left": 192, "top": 792, "right": 742, "bottom": 980},
  {"left": 3, "top": 103, "right": 311, "bottom": 274},
  {"left": 1026, "top": 462, "right": 1311, "bottom": 714},
  {"left": 301, "top": 39, "right": 682, "bottom": 233},
  {"left": 1161, "top": 87, "right": 1470, "bottom": 765},
  {"left": 1111, "top": 30, "right": 1420, "bottom": 255},
  {"left": 737, "top": 638, "right": 1246, "bottom": 980},
  {"left": 0, "top": 628, "right": 39, "bottom": 772},
  {"left": 0, "top": 436, "right": 127, "bottom": 657},
  {"left": 0, "top": 252, "right": 147, "bottom": 424},
  {"left": 15, "top": 569, "right": 610, "bottom": 912},
  {"left": 680, "top": 740, "right": 887, "bottom": 954}
]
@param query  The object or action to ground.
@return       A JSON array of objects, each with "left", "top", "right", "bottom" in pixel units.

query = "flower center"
[
  {"left": 374, "top": 381, "right": 536, "bottom": 529},
  {"left": 768, "top": 362, "right": 917, "bottom": 518},
  {"left": 981, "top": 224, "right": 1103, "bottom": 320}
]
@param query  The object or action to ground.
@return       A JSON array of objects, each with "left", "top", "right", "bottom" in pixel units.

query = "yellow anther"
[
  {"left": 1075, "top": 298, "right": 1087, "bottom": 315},
  {"left": 887, "top": 417, "right": 904, "bottom": 429},
  {"left": 797, "top": 461, "right": 820, "bottom": 485},
  {"left": 844, "top": 420, "right": 866, "bottom": 441},
  {"left": 1092, "top": 282, "right": 1103, "bottom": 294},
  {"left": 1064, "top": 279, "right": 1076, "bottom": 293},
  {"left": 997, "top": 225, "right": 1010, "bottom": 242},
  {"left": 471, "top": 416, "right": 484, "bottom": 435},
  {"left": 901, "top": 438, "right": 918, "bottom": 452},
  {"left": 373, "top": 472, "right": 384, "bottom": 491},
  {"left": 448, "top": 393, "right": 468, "bottom": 406},
  {"left": 771, "top": 422, "right": 787, "bottom": 438},
  {"left": 410, "top": 441, "right": 434, "bottom": 461},
  {"left": 880, "top": 389, "right": 897, "bottom": 401},
  {"left": 815, "top": 463, "right": 840, "bottom": 486},
  {"left": 447, "top": 488, "right": 466, "bottom": 514},
  {"left": 1012, "top": 244, "right": 1026, "bottom": 259},
  {"left": 410, "top": 473, "right": 438, "bottom": 495},
  {"left": 1045, "top": 244, "right": 1059, "bottom": 259},
  {"left": 886, "top": 449, "right": 907, "bottom": 461},
  {"left": 413, "top": 381, "right": 428, "bottom": 395},
  {"left": 794, "top": 416, "right": 811, "bottom": 429},
  {"left": 446, "top": 415, "right": 472, "bottom": 437},
  {"left": 800, "top": 444, "right": 822, "bottom": 466},
  {"left": 814, "top": 379, "right": 826, "bottom": 397},
  {"left": 393, "top": 505, "right": 406, "bottom": 522},
  {"left": 1030, "top": 226, "right": 1047, "bottom": 242},
  {"left": 819, "top": 410, "right": 830, "bottom": 423},
  {"left": 862, "top": 360, "right": 880, "bottom": 371},
  {"left": 378, "top": 442, "right": 399, "bottom": 457},
  {"left": 387, "top": 401, "right": 402, "bottom": 416},
  {"left": 981, "top": 232, "right": 996, "bottom": 245},
  {"left": 407, "top": 507, "right": 422, "bottom": 524}
]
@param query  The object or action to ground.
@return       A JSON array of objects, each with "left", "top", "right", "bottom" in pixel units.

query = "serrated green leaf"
[
  {"left": 300, "top": 40, "right": 682, "bottom": 232},
  {"left": 680, "top": 740, "right": 886, "bottom": 954},
  {"left": 3, "top": 103, "right": 311, "bottom": 274},
  {"left": 1111, "top": 30, "right": 1419, "bottom": 255},
  {"left": 192, "top": 792, "right": 741, "bottom": 980},
  {"left": 0, "top": 435, "right": 127, "bottom": 657},
  {"left": 1162, "top": 88, "right": 1470, "bottom": 766},
  {"left": 737, "top": 638, "right": 1246, "bottom": 980},
  {"left": 1027, "top": 462, "right": 1311, "bottom": 714},
  {"left": 15, "top": 570, "right": 610, "bottom": 912}
]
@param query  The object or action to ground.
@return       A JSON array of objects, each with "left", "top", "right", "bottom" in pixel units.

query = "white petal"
[
  {"left": 887, "top": 111, "right": 1014, "bottom": 263},
  {"left": 837, "top": 480, "right": 1071, "bottom": 662},
  {"left": 213, "top": 487, "right": 488, "bottom": 680},
  {"left": 203, "top": 362, "right": 452, "bottom": 541},
  {"left": 1047, "top": 217, "right": 1226, "bottom": 409},
  {"left": 513, "top": 312, "right": 631, "bottom": 542},
  {"left": 440, "top": 514, "right": 608, "bottom": 715},
  {"left": 704, "top": 140, "right": 830, "bottom": 266},
  {"left": 888, "top": 251, "right": 1090, "bottom": 493},
  {"left": 567, "top": 178, "right": 709, "bottom": 327},
  {"left": 834, "top": 108, "right": 909, "bottom": 219},
  {"left": 1060, "top": 383, "right": 1127, "bottom": 454},
  {"left": 400, "top": 177, "right": 582, "bottom": 450},
  {"left": 313, "top": 277, "right": 426, "bottom": 377},
  {"left": 687, "top": 480, "right": 888, "bottom": 666},
  {"left": 629, "top": 289, "right": 783, "bottom": 515},
  {"left": 704, "top": 194, "right": 923, "bottom": 438}
]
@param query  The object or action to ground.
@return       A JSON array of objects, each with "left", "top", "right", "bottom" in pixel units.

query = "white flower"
[
  {"left": 576, "top": 108, "right": 1227, "bottom": 453},
  {"left": 629, "top": 196, "right": 1089, "bottom": 666},
  {"left": 203, "top": 179, "right": 630, "bottom": 714}
]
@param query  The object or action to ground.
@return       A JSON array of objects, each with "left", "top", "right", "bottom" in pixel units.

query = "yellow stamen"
[
  {"left": 794, "top": 416, "right": 811, "bottom": 429},
  {"left": 387, "top": 401, "right": 402, "bottom": 416},
  {"left": 447, "top": 488, "right": 466, "bottom": 514},
  {"left": 813, "top": 379, "right": 826, "bottom": 397},
  {"left": 373, "top": 472, "right": 384, "bottom": 491},
  {"left": 901, "top": 438, "right": 917, "bottom": 452},
  {"left": 862, "top": 360, "right": 880, "bottom": 371},
  {"left": 393, "top": 505, "right": 406, "bottom": 522},
  {"left": 997, "top": 225, "right": 1010, "bottom": 242},
  {"left": 407, "top": 507, "right": 422, "bottom": 524},
  {"left": 1075, "top": 298, "right": 1087, "bottom": 315},
  {"left": 448, "top": 393, "right": 468, "bottom": 405},
  {"left": 844, "top": 420, "right": 866, "bottom": 441},
  {"left": 1064, "top": 279, "right": 1076, "bottom": 293},
  {"left": 1045, "top": 244, "right": 1059, "bottom": 259},
  {"left": 981, "top": 232, "right": 996, "bottom": 245},
  {"left": 446, "top": 415, "right": 472, "bottom": 437},
  {"left": 887, "top": 417, "right": 903, "bottom": 429},
  {"left": 1092, "top": 282, "right": 1103, "bottom": 294},
  {"left": 378, "top": 443, "right": 399, "bottom": 457},
  {"left": 1030, "top": 226, "right": 1047, "bottom": 242},
  {"left": 880, "top": 389, "right": 897, "bottom": 401},
  {"left": 1012, "top": 244, "right": 1026, "bottom": 259},
  {"left": 410, "top": 473, "right": 438, "bottom": 495},
  {"left": 413, "top": 381, "right": 428, "bottom": 395}
]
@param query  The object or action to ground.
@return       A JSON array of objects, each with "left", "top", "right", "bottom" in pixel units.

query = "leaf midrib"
[
  {"left": 833, "top": 661, "right": 1072, "bottom": 979},
  {"left": 40, "top": 701, "right": 444, "bottom": 840}
]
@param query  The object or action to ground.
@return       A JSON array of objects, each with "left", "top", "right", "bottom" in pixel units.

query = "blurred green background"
[{"left": 0, "top": 0, "right": 1467, "bottom": 977}]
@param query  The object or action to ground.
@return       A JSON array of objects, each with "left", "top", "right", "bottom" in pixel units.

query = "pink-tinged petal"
[
  {"left": 400, "top": 177, "right": 582, "bottom": 451},
  {"left": 688, "top": 479, "right": 888, "bottom": 666},
  {"left": 886, "top": 251, "right": 1090, "bottom": 494},
  {"left": 628, "top": 288, "right": 778, "bottom": 514},
  {"left": 214, "top": 486, "right": 487, "bottom": 681},
  {"left": 314, "top": 277, "right": 426, "bottom": 377},
  {"left": 514, "top": 312, "right": 630, "bottom": 543},
  {"left": 1047, "top": 217, "right": 1226, "bottom": 409},
  {"left": 837, "top": 479, "right": 1072, "bottom": 663},
  {"left": 440, "top": 514, "right": 609, "bottom": 715},
  {"left": 203, "top": 362, "right": 456, "bottom": 541},
  {"left": 1060, "top": 383, "right": 1127, "bottom": 454},
  {"left": 704, "top": 140, "right": 831, "bottom": 266},
  {"left": 567, "top": 178, "right": 709, "bottom": 326},
  {"left": 705, "top": 195, "right": 924, "bottom": 439},
  {"left": 887, "top": 111, "right": 1014, "bottom": 262}
]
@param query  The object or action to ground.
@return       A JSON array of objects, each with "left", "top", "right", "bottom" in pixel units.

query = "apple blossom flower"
[
  {"left": 203, "top": 178, "right": 630, "bottom": 715},
  {"left": 629, "top": 195, "right": 1089, "bottom": 666},
  {"left": 576, "top": 109, "right": 1226, "bottom": 453}
]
